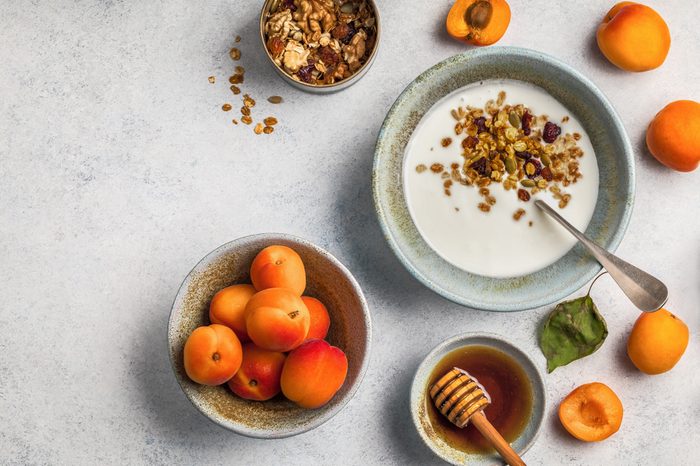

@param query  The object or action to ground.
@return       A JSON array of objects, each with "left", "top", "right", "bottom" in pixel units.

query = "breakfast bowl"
[
  {"left": 410, "top": 333, "right": 546, "bottom": 465},
  {"left": 373, "top": 47, "right": 634, "bottom": 311},
  {"left": 259, "top": 0, "right": 381, "bottom": 93},
  {"left": 167, "top": 233, "right": 372, "bottom": 438}
]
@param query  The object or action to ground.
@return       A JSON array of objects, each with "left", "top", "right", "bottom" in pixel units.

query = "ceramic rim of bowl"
[
  {"left": 372, "top": 46, "right": 635, "bottom": 311},
  {"left": 258, "top": 0, "right": 381, "bottom": 93},
  {"left": 410, "top": 332, "right": 547, "bottom": 465},
  {"left": 167, "top": 232, "right": 372, "bottom": 438}
]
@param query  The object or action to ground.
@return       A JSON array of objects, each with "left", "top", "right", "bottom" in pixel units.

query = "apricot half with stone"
[{"left": 446, "top": 0, "right": 511, "bottom": 46}]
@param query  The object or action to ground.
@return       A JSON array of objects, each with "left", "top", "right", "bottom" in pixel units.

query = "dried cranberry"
[
  {"left": 318, "top": 46, "right": 339, "bottom": 66},
  {"left": 521, "top": 111, "right": 533, "bottom": 136},
  {"left": 462, "top": 136, "right": 479, "bottom": 149},
  {"left": 471, "top": 157, "right": 489, "bottom": 176},
  {"left": 541, "top": 166, "right": 553, "bottom": 181},
  {"left": 515, "top": 151, "right": 532, "bottom": 160},
  {"left": 517, "top": 189, "right": 531, "bottom": 202},
  {"left": 543, "top": 122, "right": 561, "bottom": 143},
  {"left": 474, "top": 116, "right": 488, "bottom": 133},
  {"left": 331, "top": 23, "right": 351, "bottom": 41},
  {"left": 282, "top": 0, "right": 297, "bottom": 11},
  {"left": 297, "top": 64, "right": 315, "bottom": 83},
  {"left": 524, "top": 159, "right": 542, "bottom": 179}
]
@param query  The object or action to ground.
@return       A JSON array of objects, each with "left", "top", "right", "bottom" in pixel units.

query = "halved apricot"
[
  {"left": 446, "top": 0, "right": 511, "bottom": 46},
  {"left": 183, "top": 324, "right": 243, "bottom": 386},
  {"left": 559, "top": 382, "right": 623, "bottom": 442}
]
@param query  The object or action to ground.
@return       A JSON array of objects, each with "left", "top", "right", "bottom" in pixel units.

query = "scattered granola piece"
[
  {"left": 232, "top": 119, "right": 239, "bottom": 125},
  {"left": 254, "top": 123, "right": 264, "bottom": 134},
  {"left": 230, "top": 85, "right": 241, "bottom": 95},
  {"left": 267, "top": 96, "right": 284, "bottom": 104},
  {"left": 230, "top": 48, "right": 241, "bottom": 60},
  {"left": 478, "top": 203, "right": 491, "bottom": 212},
  {"left": 241, "top": 115, "right": 252, "bottom": 125},
  {"left": 416, "top": 164, "right": 427, "bottom": 173},
  {"left": 441, "top": 137, "right": 453, "bottom": 147},
  {"left": 222, "top": 104, "right": 232, "bottom": 111},
  {"left": 263, "top": 126, "right": 274, "bottom": 134},
  {"left": 430, "top": 163, "right": 444, "bottom": 173},
  {"left": 208, "top": 76, "right": 216, "bottom": 84},
  {"left": 263, "top": 117, "right": 278, "bottom": 126},
  {"left": 513, "top": 208, "right": 526, "bottom": 221},
  {"left": 235, "top": 35, "right": 241, "bottom": 43}
]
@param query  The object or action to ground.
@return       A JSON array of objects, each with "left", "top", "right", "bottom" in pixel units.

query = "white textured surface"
[{"left": 0, "top": 0, "right": 698, "bottom": 464}]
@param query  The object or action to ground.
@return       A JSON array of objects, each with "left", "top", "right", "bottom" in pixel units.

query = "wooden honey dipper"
[{"left": 430, "top": 368, "right": 526, "bottom": 466}]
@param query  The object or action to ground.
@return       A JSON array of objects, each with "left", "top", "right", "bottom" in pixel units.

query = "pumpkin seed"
[
  {"left": 541, "top": 154, "right": 552, "bottom": 166},
  {"left": 520, "top": 179, "right": 536, "bottom": 187},
  {"left": 505, "top": 157, "right": 516, "bottom": 174},
  {"left": 509, "top": 111, "right": 521, "bottom": 128}
]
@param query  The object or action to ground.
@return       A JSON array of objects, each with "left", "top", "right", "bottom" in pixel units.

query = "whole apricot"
[
  {"left": 446, "top": 0, "right": 511, "bottom": 46},
  {"left": 646, "top": 100, "right": 700, "bottom": 172},
  {"left": 245, "top": 288, "right": 310, "bottom": 352},
  {"left": 250, "top": 245, "right": 306, "bottom": 295},
  {"left": 596, "top": 2, "right": 670, "bottom": 72},
  {"left": 281, "top": 339, "right": 348, "bottom": 409},
  {"left": 559, "top": 382, "right": 623, "bottom": 442},
  {"left": 209, "top": 284, "right": 256, "bottom": 342},
  {"left": 184, "top": 324, "right": 243, "bottom": 386},
  {"left": 627, "top": 308, "right": 689, "bottom": 374},
  {"left": 302, "top": 296, "right": 331, "bottom": 340},
  {"left": 228, "top": 343, "right": 286, "bottom": 401}
]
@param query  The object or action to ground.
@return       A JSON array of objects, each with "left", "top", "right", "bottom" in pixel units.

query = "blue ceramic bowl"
[
  {"left": 410, "top": 333, "right": 546, "bottom": 465},
  {"left": 373, "top": 47, "right": 634, "bottom": 311}
]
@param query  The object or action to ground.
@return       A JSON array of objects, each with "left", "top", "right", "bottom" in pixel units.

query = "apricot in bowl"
[{"left": 168, "top": 234, "right": 371, "bottom": 438}]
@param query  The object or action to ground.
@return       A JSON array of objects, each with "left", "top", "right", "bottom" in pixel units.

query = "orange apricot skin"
[
  {"left": 558, "top": 382, "right": 623, "bottom": 442},
  {"left": 302, "top": 296, "right": 331, "bottom": 340},
  {"left": 646, "top": 101, "right": 700, "bottom": 172},
  {"left": 446, "top": 0, "right": 511, "bottom": 46},
  {"left": 245, "top": 288, "right": 310, "bottom": 352},
  {"left": 281, "top": 339, "right": 348, "bottom": 409},
  {"left": 250, "top": 245, "right": 306, "bottom": 295},
  {"left": 183, "top": 324, "right": 243, "bottom": 386},
  {"left": 209, "top": 284, "right": 256, "bottom": 342},
  {"left": 228, "top": 343, "right": 286, "bottom": 401},
  {"left": 596, "top": 2, "right": 670, "bottom": 72},
  {"left": 627, "top": 309, "right": 689, "bottom": 374}
]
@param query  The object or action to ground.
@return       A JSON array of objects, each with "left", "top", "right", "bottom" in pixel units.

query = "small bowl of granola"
[{"left": 259, "top": 0, "right": 380, "bottom": 93}]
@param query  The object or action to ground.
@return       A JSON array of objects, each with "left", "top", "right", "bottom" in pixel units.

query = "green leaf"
[{"left": 539, "top": 295, "right": 608, "bottom": 373}]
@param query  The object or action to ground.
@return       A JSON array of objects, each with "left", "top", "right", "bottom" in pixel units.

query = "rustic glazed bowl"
[
  {"left": 168, "top": 233, "right": 371, "bottom": 438},
  {"left": 259, "top": 0, "right": 381, "bottom": 93},
  {"left": 373, "top": 47, "right": 635, "bottom": 311},
  {"left": 410, "top": 333, "right": 546, "bottom": 466}
]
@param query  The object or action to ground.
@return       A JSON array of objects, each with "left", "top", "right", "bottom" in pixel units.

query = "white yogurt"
[{"left": 403, "top": 79, "right": 599, "bottom": 278}]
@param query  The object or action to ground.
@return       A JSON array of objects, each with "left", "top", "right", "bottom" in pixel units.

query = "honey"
[{"left": 426, "top": 345, "right": 533, "bottom": 453}]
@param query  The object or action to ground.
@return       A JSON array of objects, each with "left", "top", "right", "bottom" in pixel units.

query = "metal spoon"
[{"left": 535, "top": 200, "right": 668, "bottom": 312}]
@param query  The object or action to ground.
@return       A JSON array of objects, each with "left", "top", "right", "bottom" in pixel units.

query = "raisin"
[
  {"left": 318, "top": 46, "right": 339, "bottom": 66},
  {"left": 521, "top": 111, "right": 533, "bottom": 136},
  {"left": 297, "top": 64, "right": 315, "bottom": 83},
  {"left": 543, "top": 121, "right": 561, "bottom": 143},
  {"left": 474, "top": 116, "right": 488, "bottom": 133},
  {"left": 282, "top": 0, "right": 297, "bottom": 11},
  {"left": 524, "top": 159, "right": 542, "bottom": 179},
  {"left": 331, "top": 23, "right": 349, "bottom": 39},
  {"left": 515, "top": 150, "right": 532, "bottom": 160},
  {"left": 541, "top": 166, "right": 553, "bottom": 181},
  {"left": 267, "top": 36, "right": 285, "bottom": 57},
  {"left": 517, "top": 189, "right": 531, "bottom": 202},
  {"left": 471, "top": 157, "right": 489, "bottom": 176}
]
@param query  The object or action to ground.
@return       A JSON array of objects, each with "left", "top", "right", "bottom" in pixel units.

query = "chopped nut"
[
  {"left": 241, "top": 106, "right": 251, "bottom": 116},
  {"left": 513, "top": 208, "right": 526, "bottom": 221},
  {"left": 441, "top": 137, "right": 452, "bottom": 147},
  {"left": 263, "top": 117, "right": 278, "bottom": 126},
  {"left": 430, "top": 163, "right": 444, "bottom": 173},
  {"left": 263, "top": 126, "right": 274, "bottom": 134},
  {"left": 241, "top": 115, "right": 252, "bottom": 125},
  {"left": 229, "top": 48, "right": 241, "bottom": 60},
  {"left": 254, "top": 123, "right": 264, "bottom": 134},
  {"left": 243, "top": 94, "right": 256, "bottom": 108},
  {"left": 208, "top": 76, "right": 216, "bottom": 84},
  {"left": 478, "top": 203, "right": 491, "bottom": 212},
  {"left": 230, "top": 85, "right": 241, "bottom": 95}
]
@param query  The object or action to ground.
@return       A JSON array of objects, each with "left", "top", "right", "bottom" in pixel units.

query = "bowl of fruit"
[{"left": 167, "top": 233, "right": 372, "bottom": 438}]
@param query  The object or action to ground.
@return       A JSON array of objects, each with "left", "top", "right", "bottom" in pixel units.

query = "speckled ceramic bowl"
[
  {"left": 373, "top": 47, "right": 634, "bottom": 311},
  {"left": 410, "top": 333, "right": 546, "bottom": 466},
  {"left": 167, "top": 233, "right": 371, "bottom": 438},
  {"left": 259, "top": 0, "right": 381, "bottom": 93}
]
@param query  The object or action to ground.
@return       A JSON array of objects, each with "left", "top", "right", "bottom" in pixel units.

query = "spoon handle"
[{"left": 535, "top": 200, "right": 668, "bottom": 312}]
